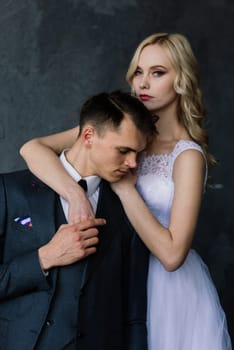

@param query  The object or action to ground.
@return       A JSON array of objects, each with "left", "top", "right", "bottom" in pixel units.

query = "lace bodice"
[{"left": 136, "top": 140, "right": 206, "bottom": 228}]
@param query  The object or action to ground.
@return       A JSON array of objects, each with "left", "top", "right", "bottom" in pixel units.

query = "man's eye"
[{"left": 119, "top": 149, "right": 128, "bottom": 154}]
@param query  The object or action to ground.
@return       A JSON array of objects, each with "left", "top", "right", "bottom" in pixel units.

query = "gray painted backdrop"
[{"left": 0, "top": 0, "right": 233, "bottom": 340}]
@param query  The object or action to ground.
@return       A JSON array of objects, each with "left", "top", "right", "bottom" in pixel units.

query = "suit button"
[
  {"left": 77, "top": 331, "right": 84, "bottom": 338},
  {"left": 46, "top": 320, "right": 54, "bottom": 326}
]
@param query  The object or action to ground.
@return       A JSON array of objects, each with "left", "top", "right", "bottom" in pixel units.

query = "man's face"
[{"left": 88, "top": 114, "right": 147, "bottom": 182}]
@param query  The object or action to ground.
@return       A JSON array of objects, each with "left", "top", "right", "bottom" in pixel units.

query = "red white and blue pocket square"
[{"left": 14, "top": 215, "right": 33, "bottom": 228}]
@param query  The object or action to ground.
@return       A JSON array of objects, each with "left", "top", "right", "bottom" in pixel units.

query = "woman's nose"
[{"left": 139, "top": 75, "right": 150, "bottom": 89}]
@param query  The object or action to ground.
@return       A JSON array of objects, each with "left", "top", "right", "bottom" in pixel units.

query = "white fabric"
[{"left": 136, "top": 140, "right": 232, "bottom": 350}]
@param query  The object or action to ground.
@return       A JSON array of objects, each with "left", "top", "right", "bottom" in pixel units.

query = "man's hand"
[{"left": 38, "top": 218, "right": 106, "bottom": 270}]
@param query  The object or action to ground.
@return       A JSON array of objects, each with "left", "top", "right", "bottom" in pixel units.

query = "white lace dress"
[{"left": 136, "top": 140, "right": 232, "bottom": 350}]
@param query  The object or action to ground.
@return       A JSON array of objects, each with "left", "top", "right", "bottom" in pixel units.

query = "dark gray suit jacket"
[{"left": 0, "top": 170, "right": 149, "bottom": 350}]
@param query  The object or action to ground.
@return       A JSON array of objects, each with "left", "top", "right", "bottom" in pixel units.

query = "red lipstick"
[{"left": 139, "top": 94, "right": 152, "bottom": 102}]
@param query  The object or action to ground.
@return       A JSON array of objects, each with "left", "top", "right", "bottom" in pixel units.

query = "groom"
[{"left": 0, "top": 91, "right": 156, "bottom": 350}]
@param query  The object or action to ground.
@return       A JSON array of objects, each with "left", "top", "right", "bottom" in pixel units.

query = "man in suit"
[{"left": 0, "top": 91, "right": 156, "bottom": 350}]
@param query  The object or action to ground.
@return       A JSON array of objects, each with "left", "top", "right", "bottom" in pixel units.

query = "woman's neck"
[
  {"left": 149, "top": 110, "right": 190, "bottom": 154},
  {"left": 156, "top": 108, "right": 185, "bottom": 140}
]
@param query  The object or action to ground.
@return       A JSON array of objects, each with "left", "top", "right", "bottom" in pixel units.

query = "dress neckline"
[
  {"left": 144, "top": 139, "right": 200, "bottom": 158},
  {"left": 144, "top": 139, "right": 198, "bottom": 159}
]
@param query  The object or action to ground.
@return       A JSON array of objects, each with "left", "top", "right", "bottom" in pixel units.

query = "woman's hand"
[
  {"left": 111, "top": 170, "right": 137, "bottom": 196},
  {"left": 67, "top": 189, "right": 94, "bottom": 224}
]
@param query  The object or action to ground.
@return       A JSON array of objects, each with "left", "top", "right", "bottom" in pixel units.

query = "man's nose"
[{"left": 124, "top": 154, "right": 137, "bottom": 168}]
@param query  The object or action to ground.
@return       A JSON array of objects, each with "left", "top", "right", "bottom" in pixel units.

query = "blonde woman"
[{"left": 21, "top": 33, "right": 231, "bottom": 349}]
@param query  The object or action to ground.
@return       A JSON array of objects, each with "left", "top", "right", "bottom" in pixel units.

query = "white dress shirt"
[{"left": 59, "top": 150, "right": 101, "bottom": 220}]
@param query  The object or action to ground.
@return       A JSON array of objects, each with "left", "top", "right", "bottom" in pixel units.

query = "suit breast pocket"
[
  {"left": 11, "top": 220, "right": 34, "bottom": 234},
  {"left": 3, "top": 222, "right": 40, "bottom": 260}
]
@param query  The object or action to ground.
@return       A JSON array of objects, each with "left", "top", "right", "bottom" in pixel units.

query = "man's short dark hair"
[{"left": 78, "top": 90, "right": 156, "bottom": 141}]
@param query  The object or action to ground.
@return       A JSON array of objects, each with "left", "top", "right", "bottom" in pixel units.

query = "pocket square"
[{"left": 14, "top": 215, "right": 33, "bottom": 228}]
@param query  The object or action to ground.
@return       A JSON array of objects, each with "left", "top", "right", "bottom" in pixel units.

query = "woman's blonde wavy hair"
[{"left": 126, "top": 32, "right": 216, "bottom": 170}]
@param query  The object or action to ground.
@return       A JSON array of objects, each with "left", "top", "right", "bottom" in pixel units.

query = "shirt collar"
[{"left": 60, "top": 149, "right": 101, "bottom": 197}]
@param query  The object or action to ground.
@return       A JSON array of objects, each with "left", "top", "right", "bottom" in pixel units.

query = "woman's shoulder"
[
  {"left": 170, "top": 140, "right": 206, "bottom": 170},
  {"left": 171, "top": 140, "right": 207, "bottom": 187},
  {"left": 172, "top": 140, "right": 204, "bottom": 157}
]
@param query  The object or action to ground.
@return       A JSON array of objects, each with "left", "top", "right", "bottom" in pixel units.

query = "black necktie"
[{"left": 78, "top": 179, "right": 88, "bottom": 192}]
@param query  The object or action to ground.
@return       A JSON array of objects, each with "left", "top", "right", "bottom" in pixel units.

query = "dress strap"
[{"left": 169, "top": 140, "right": 208, "bottom": 189}]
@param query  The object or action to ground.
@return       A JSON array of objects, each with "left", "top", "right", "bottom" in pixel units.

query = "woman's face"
[{"left": 131, "top": 44, "right": 178, "bottom": 115}]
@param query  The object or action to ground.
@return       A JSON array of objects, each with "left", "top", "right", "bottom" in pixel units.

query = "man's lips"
[
  {"left": 139, "top": 94, "right": 153, "bottom": 101},
  {"left": 116, "top": 169, "right": 129, "bottom": 176}
]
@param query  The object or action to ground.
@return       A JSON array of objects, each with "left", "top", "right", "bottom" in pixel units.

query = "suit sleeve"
[
  {"left": 125, "top": 223, "right": 149, "bottom": 350},
  {"left": 0, "top": 175, "right": 50, "bottom": 300}
]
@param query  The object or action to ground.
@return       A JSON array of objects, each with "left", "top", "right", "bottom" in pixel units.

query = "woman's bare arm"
[
  {"left": 111, "top": 150, "right": 205, "bottom": 271},
  {"left": 20, "top": 127, "right": 94, "bottom": 223}
]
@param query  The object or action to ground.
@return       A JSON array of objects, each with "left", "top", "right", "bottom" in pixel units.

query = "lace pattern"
[
  {"left": 138, "top": 140, "right": 206, "bottom": 182},
  {"left": 137, "top": 154, "right": 170, "bottom": 178}
]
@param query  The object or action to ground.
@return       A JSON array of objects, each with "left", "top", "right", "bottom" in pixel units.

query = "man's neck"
[{"left": 65, "top": 146, "right": 92, "bottom": 177}]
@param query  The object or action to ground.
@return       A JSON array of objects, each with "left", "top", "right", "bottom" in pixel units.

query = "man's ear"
[{"left": 81, "top": 125, "right": 95, "bottom": 146}]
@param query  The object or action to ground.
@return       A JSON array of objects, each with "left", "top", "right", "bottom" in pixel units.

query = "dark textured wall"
[{"left": 0, "top": 0, "right": 233, "bottom": 340}]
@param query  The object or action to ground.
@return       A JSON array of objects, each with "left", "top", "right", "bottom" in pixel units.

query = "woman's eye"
[
  {"left": 134, "top": 69, "right": 142, "bottom": 76},
  {"left": 152, "top": 70, "right": 165, "bottom": 77}
]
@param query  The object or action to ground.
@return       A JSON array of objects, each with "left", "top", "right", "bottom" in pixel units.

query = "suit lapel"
[{"left": 25, "top": 174, "right": 58, "bottom": 246}]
